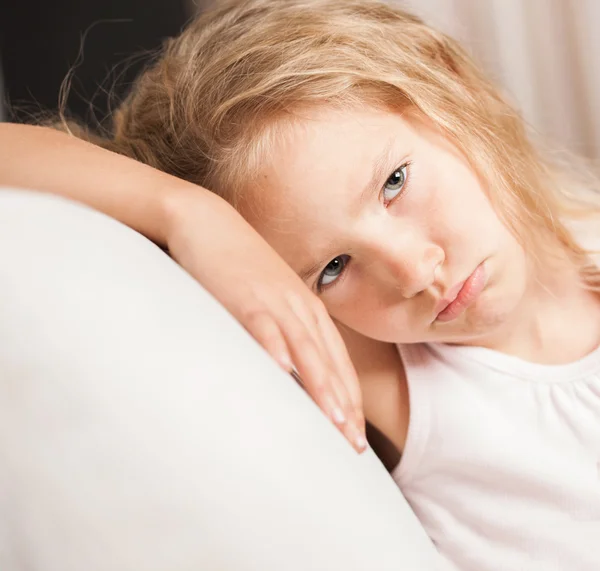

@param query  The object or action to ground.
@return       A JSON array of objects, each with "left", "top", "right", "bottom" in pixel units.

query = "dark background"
[{"left": 1, "top": 0, "right": 190, "bottom": 123}]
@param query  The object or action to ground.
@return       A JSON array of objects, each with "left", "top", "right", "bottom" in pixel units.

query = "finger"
[
  {"left": 282, "top": 324, "right": 366, "bottom": 453},
  {"left": 242, "top": 307, "right": 358, "bottom": 449},
  {"left": 286, "top": 293, "right": 362, "bottom": 436},
  {"left": 243, "top": 310, "right": 293, "bottom": 371},
  {"left": 287, "top": 292, "right": 352, "bottom": 404},
  {"left": 284, "top": 330, "right": 343, "bottom": 420},
  {"left": 243, "top": 308, "right": 346, "bottom": 431},
  {"left": 314, "top": 309, "right": 365, "bottom": 429},
  {"left": 243, "top": 302, "right": 365, "bottom": 453}
]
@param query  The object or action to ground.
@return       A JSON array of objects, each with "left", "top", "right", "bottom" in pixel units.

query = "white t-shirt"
[{"left": 393, "top": 341, "right": 600, "bottom": 571}]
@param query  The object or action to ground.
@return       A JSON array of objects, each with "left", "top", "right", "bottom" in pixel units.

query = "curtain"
[{"left": 396, "top": 0, "right": 600, "bottom": 160}]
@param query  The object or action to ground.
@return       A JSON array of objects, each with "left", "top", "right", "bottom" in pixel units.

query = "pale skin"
[{"left": 3, "top": 106, "right": 600, "bottom": 459}]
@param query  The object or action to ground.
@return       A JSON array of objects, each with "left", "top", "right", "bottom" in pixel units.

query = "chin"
[{"left": 435, "top": 287, "right": 521, "bottom": 343}]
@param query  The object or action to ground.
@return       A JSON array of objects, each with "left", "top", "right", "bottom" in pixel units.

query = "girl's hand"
[{"left": 166, "top": 190, "right": 367, "bottom": 453}]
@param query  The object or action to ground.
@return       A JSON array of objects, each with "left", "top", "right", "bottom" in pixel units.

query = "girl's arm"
[
  {"left": 0, "top": 123, "right": 208, "bottom": 246},
  {"left": 0, "top": 123, "right": 368, "bottom": 452}
]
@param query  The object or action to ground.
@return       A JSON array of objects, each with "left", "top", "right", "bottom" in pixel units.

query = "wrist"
[{"left": 161, "top": 180, "right": 232, "bottom": 251}]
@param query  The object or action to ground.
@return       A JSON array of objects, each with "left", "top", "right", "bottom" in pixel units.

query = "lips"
[{"left": 435, "top": 262, "right": 487, "bottom": 323}]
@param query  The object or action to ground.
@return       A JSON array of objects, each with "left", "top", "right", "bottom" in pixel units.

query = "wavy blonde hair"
[{"left": 60, "top": 0, "right": 600, "bottom": 287}]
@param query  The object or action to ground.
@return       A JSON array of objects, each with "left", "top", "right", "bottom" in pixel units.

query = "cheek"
[
  {"left": 332, "top": 305, "right": 417, "bottom": 342},
  {"left": 326, "top": 283, "right": 415, "bottom": 342},
  {"left": 428, "top": 173, "right": 505, "bottom": 249}
]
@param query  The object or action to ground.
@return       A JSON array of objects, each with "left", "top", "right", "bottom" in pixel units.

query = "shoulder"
[{"left": 335, "top": 322, "right": 409, "bottom": 458}]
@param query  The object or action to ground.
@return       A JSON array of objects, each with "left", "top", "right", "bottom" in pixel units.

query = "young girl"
[{"left": 3, "top": 0, "right": 600, "bottom": 568}]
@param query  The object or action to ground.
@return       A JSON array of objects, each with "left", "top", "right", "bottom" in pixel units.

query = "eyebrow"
[
  {"left": 358, "top": 137, "right": 397, "bottom": 206},
  {"left": 298, "top": 137, "right": 398, "bottom": 284}
]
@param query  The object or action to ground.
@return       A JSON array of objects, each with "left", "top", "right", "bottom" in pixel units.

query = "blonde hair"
[{"left": 59, "top": 0, "right": 600, "bottom": 287}]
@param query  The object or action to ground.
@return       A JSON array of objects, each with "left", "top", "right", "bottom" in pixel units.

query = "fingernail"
[
  {"left": 331, "top": 406, "right": 347, "bottom": 425},
  {"left": 355, "top": 434, "right": 368, "bottom": 452}
]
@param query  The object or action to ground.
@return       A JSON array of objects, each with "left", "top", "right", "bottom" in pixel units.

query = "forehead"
[{"left": 244, "top": 106, "right": 414, "bottom": 224}]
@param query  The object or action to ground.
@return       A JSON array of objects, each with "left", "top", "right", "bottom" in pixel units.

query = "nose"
[{"left": 373, "top": 238, "right": 444, "bottom": 299}]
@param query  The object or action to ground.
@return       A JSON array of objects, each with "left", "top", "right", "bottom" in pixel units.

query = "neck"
[{"left": 477, "top": 252, "right": 600, "bottom": 365}]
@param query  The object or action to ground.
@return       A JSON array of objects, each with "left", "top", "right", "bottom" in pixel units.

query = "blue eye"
[
  {"left": 318, "top": 254, "right": 350, "bottom": 289},
  {"left": 383, "top": 163, "right": 408, "bottom": 204}
]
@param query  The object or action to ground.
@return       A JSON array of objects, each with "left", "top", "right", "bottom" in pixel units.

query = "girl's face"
[{"left": 244, "top": 106, "right": 532, "bottom": 345}]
